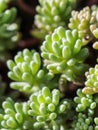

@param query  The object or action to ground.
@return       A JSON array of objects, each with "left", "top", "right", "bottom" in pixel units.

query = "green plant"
[
  {"left": 41, "top": 26, "right": 89, "bottom": 83},
  {"left": 1, "top": 1, "right": 98, "bottom": 130},
  {"left": 83, "top": 64, "right": 98, "bottom": 94},
  {"left": 7, "top": 49, "right": 57, "bottom": 94},
  {"left": 69, "top": 5, "right": 98, "bottom": 48},
  {"left": 0, "top": 0, "right": 20, "bottom": 61},
  {"left": 71, "top": 89, "right": 98, "bottom": 130},
  {"left": 0, "top": 97, "right": 33, "bottom": 130},
  {"left": 28, "top": 87, "right": 72, "bottom": 129},
  {"left": 32, "top": 0, "right": 76, "bottom": 40}
]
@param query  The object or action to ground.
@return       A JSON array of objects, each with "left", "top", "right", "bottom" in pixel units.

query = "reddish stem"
[
  {"left": 17, "top": 0, "right": 35, "bottom": 15},
  {"left": 18, "top": 38, "right": 41, "bottom": 48}
]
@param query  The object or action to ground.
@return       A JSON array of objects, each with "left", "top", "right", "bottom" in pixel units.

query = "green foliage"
[
  {"left": 90, "top": 5, "right": 98, "bottom": 39},
  {"left": 71, "top": 112, "right": 94, "bottom": 130},
  {"left": 32, "top": 0, "right": 76, "bottom": 39},
  {"left": 1, "top": 1, "right": 98, "bottom": 130},
  {"left": 69, "top": 5, "right": 98, "bottom": 49},
  {"left": 71, "top": 89, "right": 98, "bottom": 130},
  {"left": 90, "top": 5, "right": 98, "bottom": 49},
  {"left": 0, "top": 0, "right": 7, "bottom": 13},
  {"left": 83, "top": 65, "right": 98, "bottom": 94},
  {"left": 69, "top": 6, "right": 92, "bottom": 45},
  {"left": 0, "top": 0, "right": 11, "bottom": 13},
  {"left": 0, "top": 0, "right": 20, "bottom": 61},
  {"left": 28, "top": 87, "right": 71, "bottom": 129},
  {"left": 0, "top": 8, "right": 19, "bottom": 51},
  {"left": 74, "top": 89, "right": 96, "bottom": 112},
  {"left": 0, "top": 97, "right": 33, "bottom": 130},
  {"left": 41, "top": 26, "right": 89, "bottom": 83},
  {"left": 7, "top": 49, "right": 57, "bottom": 94}
]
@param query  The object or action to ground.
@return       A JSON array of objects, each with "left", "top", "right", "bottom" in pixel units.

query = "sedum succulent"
[
  {"left": 69, "top": 6, "right": 92, "bottom": 45},
  {"left": 1, "top": 1, "right": 98, "bottom": 130},
  {"left": 90, "top": 6, "right": 98, "bottom": 39},
  {"left": 32, "top": 118, "right": 69, "bottom": 130},
  {"left": 28, "top": 87, "right": 71, "bottom": 130},
  {"left": 41, "top": 26, "right": 89, "bottom": 83},
  {"left": 0, "top": 97, "right": 33, "bottom": 130},
  {"left": 71, "top": 89, "right": 98, "bottom": 130},
  {"left": 0, "top": 0, "right": 8, "bottom": 13},
  {"left": 69, "top": 5, "right": 98, "bottom": 48},
  {"left": 74, "top": 89, "right": 96, "bottom": 112},
  {"left": 7, "top": 49, "right": 56, "bottom": 94},
  {"left": 0, "top": 0, "right": 20, "bottom": 61},
  {"left": 32, "top": 0, "right": 76, "bottom": 40},
  {"left": 0, "top": 7, "right": 19, "bottom": 51},
  {"left": 90, "top": 5, "right": 98, "bottom": 50},
  {"left": 83, "top": 64, "right": 98, "bottom": 94},
  {"left": 71, "top": 112, "right": 94, "bottom": 130},
  {"left": 0, "top": 0, "right": 12, "bottom": 13},
  {"left": 0, "top": 0, "right": 19, "bottom": 50}
]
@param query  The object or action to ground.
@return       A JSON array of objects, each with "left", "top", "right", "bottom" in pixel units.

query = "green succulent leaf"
[
  {"left": 32, "top": 0, "right": 76, "bottom": 39},
  {"left": 28, "top": 87, "right": 71, "bottom": 123},
  {"left": 0, "top": 97, "right": 34, "bottom": 129},
  {"left": 41, "top": 26, "right": 89, "bottom": 83},
  {"left": 83, "top": 65, "right": 98, "bottom": 94},
  {"left": 7, "top": 49, "right": 57, "bottom": 94}
]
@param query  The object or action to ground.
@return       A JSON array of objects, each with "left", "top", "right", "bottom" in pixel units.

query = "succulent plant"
[
  {"left": 69, "top": 5, "right": 98, "bottom": 49},
  {"left": 41, "top": 26, "right": 89, "bottom": 83},
  {"left": 0, "top": 97, "right": 33, "bottom": 130},
  {"left": 1, "top": 1, "right": 98, "bottom": 130},
  {"left": 71, "top": 112, "right": 94, "bottom": 130},
  {"left": 74, "top": 89, "right": 96, "bottom": 112},
  {"left": 90, "top": 5, "right": 98, "bottom": 38},
  {"left": 32, "top": 0, "right": 76, "bottom": 39},
  {"left": 0, "top": 7, "right": 19, "bottom": 51},
  {"left": 90, "top": 5, "right": 98, "bottom": 49},
  {"left": 0, "top": 0, "right": 8, "bottom": 13},
  {"left": 28, "top": 87, "right": 71, "bottom": 129},
  {"left": 82, "top": 64, "right": 98, "bottom": 94},
  {"left": 7, "top": 49, "right": 57, "bottom": 94},
  {"left": 0, "top": 0, "right": 20, "bottom": 61},
  {"left": 71, "top": 89, "right": 98, "bottom": 130},
  {"left": 69, "top": 6, "right": 92, "bottom": 45}
]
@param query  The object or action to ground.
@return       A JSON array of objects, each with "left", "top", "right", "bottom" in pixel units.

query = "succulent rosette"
[
  {"left": 7, "top": 49, "right": 56, "bottom": 94},
  {"left": 0, "top": 0, "right": 20, "bottom": 51},
  {"left": 69, "top": 5, "right": 98, "bottom": 49},
  {"left": 71, "top": 89, "right": 98, "bottom": 130},
  {"left": 32, "top": 0, "right": 76, "bottom": 39},
  {"left": 0, "top": 98, "right": 33, "bottom": 130},
  {"left": 69, "top": 7, "right": 92, "bottom": 45},
  {"left": 28, "top": 87, "right": 71, "bottom": 129},
  {"left": 83, "top": 64, "right": 98, "bottom": 94},
  {"left": 0, "top": 0, "right": 20, "bottom": 61},
  {"left": 41, "top": 26, "right": 89, "bottom": 83}
]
